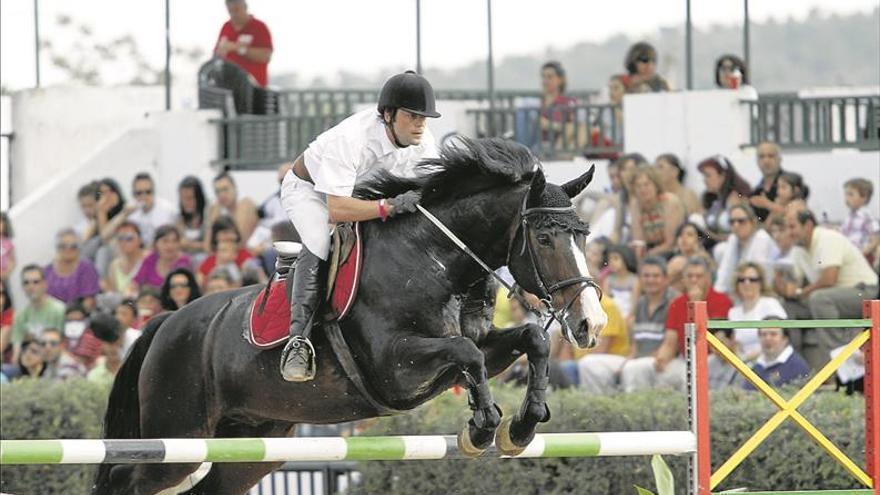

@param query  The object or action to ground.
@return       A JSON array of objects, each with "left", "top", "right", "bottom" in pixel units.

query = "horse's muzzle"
[{"left": 573, "top": 319, "right": 598, "bottom": 349}]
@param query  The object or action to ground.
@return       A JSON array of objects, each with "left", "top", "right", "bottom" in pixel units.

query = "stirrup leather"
[{"left": 280, "top": 336, "right": 317, "bottom": 382}]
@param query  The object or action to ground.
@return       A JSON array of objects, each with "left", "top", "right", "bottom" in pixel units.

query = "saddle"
[{"left": 246, "top": 223, "right": 363, "bottom": 349}]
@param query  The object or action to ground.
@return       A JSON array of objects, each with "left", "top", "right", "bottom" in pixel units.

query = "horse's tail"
[{"left": 92, "top": 312, "right": 173, "bottom": 495}]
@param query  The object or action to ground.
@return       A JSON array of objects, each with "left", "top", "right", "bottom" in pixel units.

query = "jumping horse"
[{"left": 93, "top": 138, "right": 607, "bottom": 495}]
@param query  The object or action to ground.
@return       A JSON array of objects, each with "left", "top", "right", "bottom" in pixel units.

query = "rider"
[{"left": 279, "top": 71, "right": 442, "bottom": 382}]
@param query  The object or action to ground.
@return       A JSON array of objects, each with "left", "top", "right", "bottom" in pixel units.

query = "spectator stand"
[{"left": 687, "top": 299, "right": 880, "bottom": 495}]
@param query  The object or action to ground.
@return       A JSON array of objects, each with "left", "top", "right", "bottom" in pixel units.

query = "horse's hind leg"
[
  {"left": 479, "top": 323, "right": 552, "bottom": 456},
  {"left": 181, "top": 419, "right": 296, "bottom": 495}
]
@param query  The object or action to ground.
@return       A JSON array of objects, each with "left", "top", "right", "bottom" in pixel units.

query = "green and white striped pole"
[{"left": 1, "top": 431, "right": 695, "bottom": 465}]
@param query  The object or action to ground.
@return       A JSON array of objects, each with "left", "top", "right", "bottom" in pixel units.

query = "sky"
[{"left": 1, "top": 0, "right": 878, "bottom": 90}]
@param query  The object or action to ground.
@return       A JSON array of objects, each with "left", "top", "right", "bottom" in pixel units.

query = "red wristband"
[{"left": 378, "top": 199, "right": 388, "bottom": 222}]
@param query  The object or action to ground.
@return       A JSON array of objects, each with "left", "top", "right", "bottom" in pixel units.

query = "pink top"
[
  {"left": 133, "top": 252, "right": 192, "bottom": 289},
  {"left": 0, "top": 237, "right": 13, "bottom": 272}
]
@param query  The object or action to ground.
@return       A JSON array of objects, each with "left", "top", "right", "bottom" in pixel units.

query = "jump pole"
[{"left": 0, "top": 431, "right": 696, "bottom": 465}]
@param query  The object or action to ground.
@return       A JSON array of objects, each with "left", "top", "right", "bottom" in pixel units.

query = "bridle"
[{"left": 417, "top": 183, "right": 602, "bottom": 339}]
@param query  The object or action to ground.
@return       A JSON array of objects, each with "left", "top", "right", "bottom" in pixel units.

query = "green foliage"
[
  {"left": 0, "top": 379, "right": 108, "bottom": 494},
  {"left": 0, "top": 379, "right": 869, "bottom": 495}
]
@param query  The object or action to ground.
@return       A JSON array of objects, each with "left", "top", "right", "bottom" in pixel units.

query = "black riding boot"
[{"left": 280, "top": 247, "right": 324, "bottom": 382}]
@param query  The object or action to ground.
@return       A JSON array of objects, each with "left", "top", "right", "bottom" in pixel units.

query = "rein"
[{"left": 416, "top": 189, "right": 602, "bottom": 338}]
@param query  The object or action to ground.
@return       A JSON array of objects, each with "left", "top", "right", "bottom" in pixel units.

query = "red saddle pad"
[{"left": 247, "top": 227, "right": 363, "bottom": 349}]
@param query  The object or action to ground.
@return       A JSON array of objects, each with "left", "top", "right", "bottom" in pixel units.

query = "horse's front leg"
[
  {"left": 386, "top": 335, "right": 502, "bottom": 457},
  {"left": 479, "top": 322, "right": 551, "bottom": 456}
]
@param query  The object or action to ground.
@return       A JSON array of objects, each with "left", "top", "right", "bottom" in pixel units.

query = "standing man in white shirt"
[
  {"left": 127, "top": 173, "right": 179, "bottom": 245},
  {"left": 278, "top": 71, "right": 441, "bottom": 382}
]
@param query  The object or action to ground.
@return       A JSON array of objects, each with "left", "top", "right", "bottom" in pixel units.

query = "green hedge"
[{"left": 0, "top": 379, "right": 870, "bottom": 494}]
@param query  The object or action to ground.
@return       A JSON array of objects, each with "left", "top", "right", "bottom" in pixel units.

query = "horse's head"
[{"left": 507, "top": 166, "right": 608, "bottom": 348}]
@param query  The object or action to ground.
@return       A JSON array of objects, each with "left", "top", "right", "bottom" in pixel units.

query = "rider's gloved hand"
[{"left": 387, "top": 190, "right": 421, "bottom": 217}]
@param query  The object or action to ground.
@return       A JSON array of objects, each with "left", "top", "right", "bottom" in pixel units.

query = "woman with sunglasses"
[
  {"left": 43, "top": 228, "right": 101, "bottom": 307},
  {"left": 714, "top": 204, "right": 778, "bottom": 295},
  {"left": 622, "top": 42, "right": 670, "bottom": 93},
  {"left": 159, "top": 268, "right": 201, "bottom": 311},
  {"left": 727, "top": 262, "right": 787, "bottom": 362},
  {"left": 0, "top": 339, "right": 47, "bottom": 381},
  {"left": 104, "top": 221, "right": 147, "bottom": 297}
]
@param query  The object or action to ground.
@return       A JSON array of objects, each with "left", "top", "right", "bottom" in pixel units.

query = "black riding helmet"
[{"left": 377, "top": 71, "right": 441, "bottom": 119}]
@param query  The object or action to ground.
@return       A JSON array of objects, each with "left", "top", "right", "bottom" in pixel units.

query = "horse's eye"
[{"left": 536, "top": 233, "right": 553, "bottom": 246}]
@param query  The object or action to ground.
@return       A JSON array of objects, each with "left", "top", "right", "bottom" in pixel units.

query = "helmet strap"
[{"left": 383, "top": 108, "right": 410, "bottom": 149}]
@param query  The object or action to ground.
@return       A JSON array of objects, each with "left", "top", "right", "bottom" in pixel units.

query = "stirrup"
[{"left": 280, "top": 336, "right": 317, "bottom": 382}]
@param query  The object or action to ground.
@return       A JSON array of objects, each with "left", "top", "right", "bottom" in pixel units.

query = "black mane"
[{"left": 353, "top": 137, "right": 537, "bottom": 204}]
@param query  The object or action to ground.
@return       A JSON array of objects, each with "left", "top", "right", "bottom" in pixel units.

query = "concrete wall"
[{"left": 623, "top": 90, "right": 880, "bottom": 222}]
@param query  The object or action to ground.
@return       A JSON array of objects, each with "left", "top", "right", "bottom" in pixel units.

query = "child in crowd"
[
  {"left": 600, "top": 244, "right": 638, "bottom": 318},
  {"left": 765, "top": 172, "right": 809, "bottom": 226},
  {"left": 840, "top": 178, "right": 879, "bottom": 261},
  {"left": 135, "top": 287, "right": 163, "bottom": 328},
  {"left": 114, "top": 298, "right": 139, "bottom": 331}
]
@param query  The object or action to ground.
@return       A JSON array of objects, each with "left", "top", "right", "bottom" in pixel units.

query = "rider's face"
[{"left": 389, "top": 109, "right": 428, "bottom": 147}]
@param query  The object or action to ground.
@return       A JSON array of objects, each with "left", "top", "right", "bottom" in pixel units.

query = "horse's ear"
[
  {"left": 561, "top": 165, "right": 595, "bottom": 198},
  {"left": 527, "top": 167, "right": 546, "bottom": 206}
]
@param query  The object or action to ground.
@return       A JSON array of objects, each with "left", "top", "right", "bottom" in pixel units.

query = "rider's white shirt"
[{"left": 303, "top": 108, "right": 438, "bottom": 198}]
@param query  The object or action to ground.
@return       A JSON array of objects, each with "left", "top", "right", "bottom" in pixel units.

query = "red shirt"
[
  {"left": 666, "top": 289, "right": 733, "bottom": 357},
  {"left": 198, "top": 248, "right": 253, "bottom": 277},
  {"left": 216, "top": 16, "right": 273, "bottom": 86}
]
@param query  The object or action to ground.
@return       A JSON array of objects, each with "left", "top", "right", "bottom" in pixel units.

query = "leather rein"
[{"left": 417, "top": 187, "right": 602, "bottom": 338}]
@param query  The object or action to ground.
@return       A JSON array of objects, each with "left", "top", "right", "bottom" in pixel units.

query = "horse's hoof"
[
  {"left": 456, "top": 425, "right": 486, "bottom": 458},
  {"left": 495, "top": 416, "right": 527, "bottom": 457}
]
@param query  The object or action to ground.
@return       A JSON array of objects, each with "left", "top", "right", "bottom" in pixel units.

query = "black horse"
[{"left": 93, "top": 138, "right": 607, "bottom": 495}]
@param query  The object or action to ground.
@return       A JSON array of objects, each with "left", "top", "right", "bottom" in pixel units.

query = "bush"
[{"left": 0, "top": 379, "right": 869, "bottom": 494}]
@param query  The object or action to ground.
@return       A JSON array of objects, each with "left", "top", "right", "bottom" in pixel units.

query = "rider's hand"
[{"left": 387, "top": 190, "right": 421, "bottom": 217}]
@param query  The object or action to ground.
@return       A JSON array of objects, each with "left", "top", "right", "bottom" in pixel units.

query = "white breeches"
[{"left": 280, "top": 170, "right": 332, "bottom": 260}]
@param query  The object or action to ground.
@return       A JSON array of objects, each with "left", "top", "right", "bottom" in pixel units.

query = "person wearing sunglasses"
[
  {"left": 10, "top": 265, "right": 66, "bottom": 365},
  {"left": 159, "top": 268, "right": 201, "bottom": 311},
  {"left": 622, "top": 41, "right": 670, "bottom": 94},
  {"left": 0, "top": 339, "right": 47, "bottom": 381},
  {"left": 714, "top": 204, "right": 778, "bottom": 295},
  {"left": 39, "top": 327, "right": 85, "bottom": 381},
  {"left": 727, "top": 262, "right": 787, "bottom": 363},
  {"left": 127, "top": 172, "right": 178, "bottom": 246},
  {"left": 104, "top": 222, "right": 146, "bottom": 298},
  {"left": 43, "top": 228, "right": 100, "bottom": 309}
]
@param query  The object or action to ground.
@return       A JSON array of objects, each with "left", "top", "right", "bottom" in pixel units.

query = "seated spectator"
[
  {"left": 177, "top": 176, "right": 210, "bottom": 265},
  {"left": 90, "top": 312, "right": 139, "bottom": 361},
  {"left": 585, "top": 162, "right": 623, "bottom": 240},
  {"left": 205, "top": 171, "right": 259, "bottom": 251},
  {"left": 1, "top": 339, "right": 47, "bottom": 381},
  {"left": 197, "top": 216, "right": 255, "bottom": 288},
  {"left": 74, "top": 181, "right": 101, "bottom": 261},
  {"left": 94, "top": 178, "right": 135, "bottom": 276},
  {"left": 1, "top": 211, "right": 15, "bottom": 282},
  {"left": 39, "top": 327, "right": 85, "bottom": 380},
  {"left": 622, "top": 257, "right": 732, "bottom": 392},
  {"left": 555, "top": 296, "right": 628, "bottom": 391},
  {"left": 611, "top": 153, "right": 649, "bottom": 245},
  {"left": 748, "top": 142, "right": 786, "bottom": 224},
  {"left": 744, "top": 322, "right": 811, "bottom": 390},
  {"left": 538, "top": 61, "right": 579, "bottom": 147},
  {"left": 0, "top": 280, "right": 13, "bottom": 364},
  {"left": 160, "top": 268, "right": 201, "bottom": 311},
  {"left": 135, "top": 287, "right": 164, "bottom": 328},
  {"left": 769, "top": 216, "right": 815, "bottom": 299},
  {"left": 127, "top": 172, "right": 178, "bottom": 245},
  {"left": 840, "top": 178, "right": 880, "bottom": 259},
  {"left": 205, "top": 266, "right": 242, "bottom": 294},
  {"left": 584, "top": 240, "right": 610, "bottom": 282},
  {"left": 115, "top": 298, "right": 139, "bottom": 331},
  {"left": 103, "top": 221, "right": 146, "bottom": 298},
  {"left": 132, "top": 225, "right": 192, "bottom": 291},
  {"left": 727, "top": 262, "right": 787, "bottom": 362},
  {"left": 714, "top": 54, "right": 749, "bottom": 90},
  {"left": 764, "top": 172, "right": 809, "bottom": 227},
  {"left": 579, "top": 258, "right": 673, "bottom": 393},
  {"left": 782, "top": 209, "right": 879, "bottom": 370},
  {"left": 63, "top": 301, "right": 101, "bottom": 368},
  {"left": 622, "top": 42, "right": 670, "bottom": 93},
  {"left": 653, "top": 153, "right": 701, "bottom": 218},
  {"left": 86, "top": 314, "right": 129, "bottom": 387},
  {"left": 708, "top": 329, "right": 738, "bottom": 389},
  {"left": 714, "top": 204, "right": 778, "bottom": 295},
  {"left": 698, "top": 155, "right": 751, "bottom": 252},
  {"left": 10, "top": 265, "right": 66, "bottom": 364},
  {"left": 666, "top": 222, "right": 715, "bottom": 294},
  {"left": 629, "top": 166, "right": 685, "bottom": 258},
  {"left": 600, "top": 244, "right": 638, "bottom": 319},
  {"left": 44, "top": 228, "right": 101, "bottom": 308},
  {"left": 248, "top": 164, "right": 290, "bottom": 260}
]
